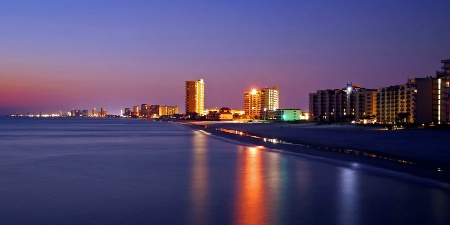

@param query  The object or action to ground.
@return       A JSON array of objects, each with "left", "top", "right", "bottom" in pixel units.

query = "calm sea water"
[{"left": 0, "top": 117, "right": 449, "bottom": 225}]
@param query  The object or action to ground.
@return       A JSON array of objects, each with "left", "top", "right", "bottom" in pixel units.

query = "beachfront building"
[
  {"left": 244, "top": 89, "right": 261, "bottom": 119},
  {"left": 309, "top": 59, "right": 450, "bottom": 125},
  {"left": 376, "top": 60, "right": 450, "bottom": 125},
  {"left": 124, "top": 108, "right": 131, "bottom": 117},
  {"left": 414, "top": 59, "right": 450, "bottom": 124},
  {"left": 141, "top": 104, "right": 150, "bottom": 117},
  {"left": 217, "top": 107, "right": 233, "bottom": 120},
  {"left": 91, "top": 108, "right": 97, "bottom": 117},
  {"left": 376, "top": 79, "right": 416, "bottom": 124},
  {"left": 354, "top": 88, "right": 377, "bottom": 122},
  {"left": 100, "top": 108, "right": 107, "bottom": 117},
  {"left": 309, "top": 89, "right": 339, "bottom": 122},
  {"left": 205, "top": 107, "right": 244, "bottom": 120},
  {"left": 309, "top": 84, "right": 376, "bottom": 122},
  {"left": 159, "top": 105, "right": 179, "bottom": 117},
  {"left": 132, "top": 105, "right": 140, "bottom": 117},
  {"left": 244, "top": 86, "right": 279, "bottom": 119},
  {"left": 185, "top": 79, "right": 205, "bottom": 115},
  {"left": 70, "top": 109, "right": 89, "bottom": 117},
  {"left": 231, "top": 109, "right": 245, "bottom": 116},
  {"left": 275, "top": 109, "right": 302, "bottom": 121},
  {"left": 260, "top": 86, "right": 279, "bottom": 111},
  {"left": 205, "top": 107, "right": 233, "bottom": 121}
]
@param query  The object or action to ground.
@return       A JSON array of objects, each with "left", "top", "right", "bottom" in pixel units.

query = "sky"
[{"left": 1, "top": 0, "right": 450, "bottom": 115}]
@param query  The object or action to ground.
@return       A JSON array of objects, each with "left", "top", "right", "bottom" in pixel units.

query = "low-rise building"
[
  {"left": 217, "top": 107, "right": 233, "bottom": 121},
  {"left": 275, "top": 109, "right": 302, "bottom": 121},
  {"left": 159, "top": 105, "right": 179, "bottom": 117}
]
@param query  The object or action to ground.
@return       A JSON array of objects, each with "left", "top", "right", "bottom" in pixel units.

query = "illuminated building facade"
[
  {"left": 141, "top": 104, "right": 150, "bottom": 117},
  {"left": 100, "top": 108, "right": 107, "bottom": 117},
  {"left": 354, "top": 87, "right": 378, "bottom": 122},
  {"left": 159, "top": 105, "right": 179, "bottom": 116},
  {"left": 70, "top": 109, "right": 89, "bottom": 117},
  {"left": 185, "top": 79, "right": 205, "bottom": 115},
  {"left": 244, "top": 89, "right": 261, "bottom": 119},
  {"left": 204, "top": 107, "right": 244, "bottom": 120},
  {"left": 124, "top": 108, "right": 131, "bottom": 117},
  {"left": 244, "top": 86, "right": 279, "bottom": 119},
  {"left": 260, "top": 86, "right": 279, "bottom": 111},
  {"left": 275, "top": 109, "right": 302, "bottom": 121},
  {"left": 414, "top": 59, "right": 450, "bottom": 124},
  {"left": 91, "top": 108, "right": 97, "bottom": 117},
  {"left": 309, "top": 84, "right": 376, "bottom": 122},
  {"left": 149, "top": 105, "right": 160, "bottom": 117},
  {"left": 309, "top": 59, "right": 450, "bottom": 124},
  {"left": 132, "top": 105, "right": 140, "bottom": 117},
  {"left": 376, "top": 81, "right": 415, "bottom": 124}
]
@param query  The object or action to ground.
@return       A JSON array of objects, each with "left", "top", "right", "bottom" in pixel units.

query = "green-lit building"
[{"left": 275, "top": 109, "right": 302, "bottom": 121}]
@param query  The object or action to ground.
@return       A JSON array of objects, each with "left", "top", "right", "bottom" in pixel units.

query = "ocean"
[{"left": 0, "top": 117, "right": 449, "bottom": 225}]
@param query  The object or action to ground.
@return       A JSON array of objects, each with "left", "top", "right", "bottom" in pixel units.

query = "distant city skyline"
[{"left": 1, "top": 1, "right": 450, "bottom": 115}]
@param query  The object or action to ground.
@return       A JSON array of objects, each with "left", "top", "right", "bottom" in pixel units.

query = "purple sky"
[{"left": 1, "top": 0, "right": 449, "bottom": 115}]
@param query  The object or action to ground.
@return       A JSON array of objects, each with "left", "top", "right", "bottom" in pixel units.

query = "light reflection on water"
[
  {"left": 189, "top": 131, "right": 209, "bottom": 225},
  {"left": 233, "top": 146, "right": 267, "bottom": 225},
  {"left": 1, "top": 118, "right": 450, "bottom": 225},
  {"left": 338, "top": 168, "right": 359, "bottom": 225}
]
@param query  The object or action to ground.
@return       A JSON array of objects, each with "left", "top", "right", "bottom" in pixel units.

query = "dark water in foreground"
[{"left": 0, "top": 118, "right": 449, "bottom": 225}]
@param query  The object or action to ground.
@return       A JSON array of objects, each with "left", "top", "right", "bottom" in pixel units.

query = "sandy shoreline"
[{"left": 178, "top": 121, "right": 450, "bottom": 184}]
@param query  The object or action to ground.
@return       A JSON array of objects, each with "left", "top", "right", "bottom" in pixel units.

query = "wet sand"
[{"left": 180, "top": 121, "right": 450, "bottom": 183}]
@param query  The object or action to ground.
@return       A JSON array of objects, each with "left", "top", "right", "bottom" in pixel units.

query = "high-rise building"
[
  {"left": 133, "top": 105, "right": 140, "bottom": 117},
  {"left": 260, "top": 86, "right": 279, "bottom": 111},
  {"left": 91, "top": 108, "right": 97, "bottom": 117},
  {"left": 243, "top": 86, "right": 279, "bottom": 119},
  {"left": 100, "top": 108, "right": 107, "bottom": 117},
  {"left": 141, "top": 104, "right": 150, "bottom": 117},
  {"left": 185, "top": 79, "right": 205, "bottom": 115},
  {"left": 124, "top": 108, "right": 131, "bottom": 117},
  {"left": 414, "top": 59, "right": 450, "bottom": 124},
  {"left": 354, "top": 87, "right": 378, "bottom": 121},
  {"left": 309, "top": 84, "right": 377, "bottom": 122},
  {"left": 149, "top": 105, "right": 160, "bottom": 117},
  {"left": 244, "top": 89, "right": 261, "bottom": 119},
  {"left": 376, "top": 80, "right": 415, "bottom": 124},
  {"left": 309, "top": 59, "right": 450, "bottom": 125}
]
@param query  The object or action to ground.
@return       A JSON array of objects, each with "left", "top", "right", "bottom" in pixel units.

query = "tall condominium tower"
[
  {"left": 260, "top": 86, "right": 279, "bottom": 111},
  {"left": 185, "top": 79, "right": 205, "bottom": 115},
  {"left": 244, "top": 89, "right": 261, "bottom": 118},
  {"left": 244, "top": 86, "right": 279, "bottom": 119}
]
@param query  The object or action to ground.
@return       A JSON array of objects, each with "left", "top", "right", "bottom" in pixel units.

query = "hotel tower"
[
  {"left": 244, "top": 86, "right": 279, "bottom": 119},
  {"left": 185, "top": 79, "right": 205, "bottom": 115}
]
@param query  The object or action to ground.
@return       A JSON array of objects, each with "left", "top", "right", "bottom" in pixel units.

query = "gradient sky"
[{"left": 1, "top": 0, "right": 450, "bottom": 115}]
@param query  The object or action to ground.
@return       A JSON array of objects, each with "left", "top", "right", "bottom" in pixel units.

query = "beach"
[{"left": 182, "top": 121, "right": 450, "bottom": 183}]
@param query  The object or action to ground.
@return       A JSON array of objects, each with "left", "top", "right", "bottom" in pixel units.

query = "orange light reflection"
[{"left": 233, "top": 146, "right": 267, "bottom": 225}]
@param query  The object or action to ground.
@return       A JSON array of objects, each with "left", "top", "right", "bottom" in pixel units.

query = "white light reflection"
[
  {"left": 431, "top": 189, "right": 450, "bottom": 224},
  {"left": 189, "top": 131, "right": 209, "bottom": 225},
  {"left": 266, "top": 152, "right": 282, "bottom": 225},
  {"left": 337, "top": 168, "right": 360, "bottom": 225}
]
